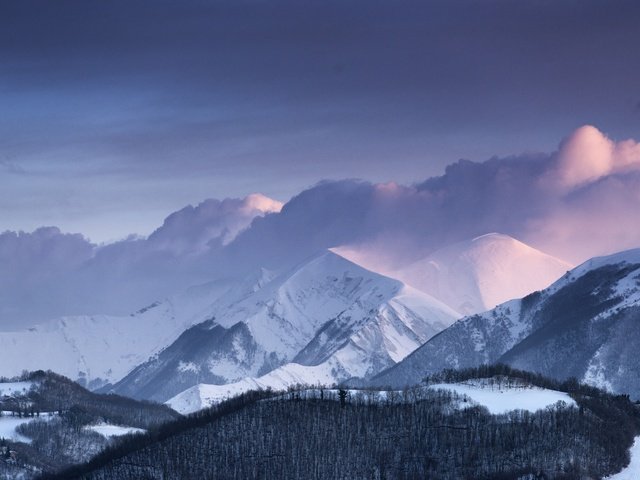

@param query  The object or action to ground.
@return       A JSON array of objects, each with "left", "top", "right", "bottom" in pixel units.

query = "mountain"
[
  {"left": 371, "top": 248, "right": 640, "bottom": 398},
  {"left": 391, "top": 233, "right": 573, "bottom": 315},
  {"left": 110, "top": 250, "right": 459, "bottom": 405},
  {"left": 0, "top": 271, "right": 276, "bottom": 389}
]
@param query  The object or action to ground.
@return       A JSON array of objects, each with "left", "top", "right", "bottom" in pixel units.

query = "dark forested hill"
[
  {"left": 0, "top": 371, "right": 179, "bottom": 479},
  {"left": 43, "top": 367, "right": 640, "bottom": 480}
]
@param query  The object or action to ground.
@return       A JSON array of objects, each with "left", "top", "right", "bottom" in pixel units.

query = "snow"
[
  {"left": 167, "top": 363, "right": 341, "bottom": 414},
  {"left": 177, "top": 361, "right": 200, "bottom": 374},
  {"left": 0, "top": 249, "right": 460, "bottom": 399},
  {"left": 166, "top": 279, "right": 460, "bottom": 415},
  {"left": 391, "top": 233, "right": 572, "bottom": 315},
  {"left": 169, "top": 376, "right": 580, "bottom": 416},
  {"left": 0, "top": 416, "right": 34, "bottom": 443},
  {"left": 605, "top": 436, "right": 640, "bottom": 480},
  {"left": 0, "top": 271, "right": 279, "bottom": 386},
  {"left": 85, "top": 423, "right": 146, "bottom": 438},
  {"left": 429, "top": 380, "right": 576, "bottom": 415},
  {"left": 0, "top": 382, "right": 39, "bottom": 442},
  {"left": 0, "top": 412, "right": 55, "bottom": 443},
  {"left": 583, "top": 347, "right": 614, "bottom": 392},
  {"left": 0, "top": 382, "right": 34, "bottom": 397},
  {"left": 114, "top": 249, "right": 458, "bottom": 406},
  {"left": 206, "top": 251, "right": 457, "bottom": 380},
  {"left": 547, "top": 247, "right": 640, "bottom": 296}
]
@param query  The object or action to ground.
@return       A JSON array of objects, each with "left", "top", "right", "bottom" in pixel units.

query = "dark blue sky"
[{"left": 1, "top": 0, "right": 639, "bottom": 241}]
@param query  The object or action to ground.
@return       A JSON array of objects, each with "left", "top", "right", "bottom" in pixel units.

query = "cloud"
[
  {"left": 0, "top": 227, "right": 93, "bottom": 276},
  {"left": 545, "top": 125, "right": 640, "bottom": 190},
  {"left": 224, "top": 126, "right": 640, "bottom": 271},
  {"left": 526, "top": 172, "right": 640, "bottom": 263},
  {"left": 3, "top": 125, "right": 640, "bottom": 329},
  {"left": 0, "top": 227, "right": 94, "bottom": 327},
  {"left": 147, "top": 193, "right": 282, "bottom": 254},
  {"left": 0, "top": 194, "right": 281, "bottom": 328}
]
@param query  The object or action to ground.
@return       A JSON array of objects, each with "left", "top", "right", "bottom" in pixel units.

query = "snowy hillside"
[
  {"left": 392, "top": 233, "right": 572, "bottom": 314},
  {"left": 113, "top": 250, "right": 460, "bottom": 403},
  {"left": 372, "top": 247, "right": 640, "bottom": 398},
  {"left": 0, "top": 271, "right": 277, "bottom": 388}
]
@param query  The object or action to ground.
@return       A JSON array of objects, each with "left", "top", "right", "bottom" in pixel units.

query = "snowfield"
[
  {"left": 0, "top": 412, "right": 55, "bottom": 443},
  {"left": 605, "top": 436, "right": 640, "bottom": 480},
  {"left": 429, "top": 380, "right": 576, "bottom": 415},
  {"left": 85, "top": 423, "right": 146, "bottom": 438},
  {"left": 0, "top": 415, "right": 35, "bottom": 443},
  {"left": 0, "top": 381, "right": 34, "bottom": 397}
]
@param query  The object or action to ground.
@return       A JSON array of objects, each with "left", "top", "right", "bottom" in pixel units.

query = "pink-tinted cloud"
[
  {"left": 526, "top": 173, "right": 640, "bottom": 262},
  {"left": 226, "top": 126, "right": 640, "bottom": 269},
  {"left": 545, "top": 125, "right": 640, "bottom": 190}
]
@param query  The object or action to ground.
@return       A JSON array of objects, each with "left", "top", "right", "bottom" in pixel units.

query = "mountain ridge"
[
  {"left": 370, "top": 247, "right": 640, "bottom": 399},
  {"left": 110, "top": 250, "right": 460, "bottom": 405}
]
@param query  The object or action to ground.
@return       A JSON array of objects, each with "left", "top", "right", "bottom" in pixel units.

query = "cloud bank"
[
  {"left": 224, "top": 126, "right": 640, "bottom": 270},
  {"left": 2, "top": 125, "right": 640, "bottom": 328},
  {"left": 0, "top": 195, "right": 281, "bottom": 328}
]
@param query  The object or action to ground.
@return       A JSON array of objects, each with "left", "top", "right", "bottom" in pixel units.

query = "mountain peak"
[{"left": 394, "top": 233, "right": 573, "bottom": 314}]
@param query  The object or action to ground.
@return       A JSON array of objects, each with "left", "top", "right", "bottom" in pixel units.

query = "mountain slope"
[
  {"left": 371, "top": 248, "right": 640, "bottom": 398},
  {"left": 0, "top": 271, "right": 275, "bottom": 388},
  {"left": 392, "top": 233, "right": 572, "bottom": 314},
  {"left": 111, "top": 250, "right": 460, "bottom": 404}
]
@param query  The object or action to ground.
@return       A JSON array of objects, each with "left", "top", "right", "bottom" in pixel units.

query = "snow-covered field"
[
  {"left": 85, "top": 423, "right": 146, "bottom": 438},
  {"left": 0, "top": 412, "right": 55, "bottom": 443},
  {"left": 0, "top": 381, "right": 34, "bottom": 397},
  {"left": 429, "top": 381, "right": 576, "bottom": 414},
  {"left": 0, "top": 416, "right": 34, "bottom": 443},
  {"left": 605, "top": 436, "right": 640, "bottom": 480}
]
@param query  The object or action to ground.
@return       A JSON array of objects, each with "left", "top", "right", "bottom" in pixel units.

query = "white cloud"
[{"left": 546, "top": 125, "right": 640, "bottom": 190}]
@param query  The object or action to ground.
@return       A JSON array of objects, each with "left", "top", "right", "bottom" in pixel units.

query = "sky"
[{"left": 2, "top": 0, "right": 640, "bottom": 242}]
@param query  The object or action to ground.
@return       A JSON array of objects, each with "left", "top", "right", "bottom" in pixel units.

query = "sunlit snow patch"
[{"left": 430, "top": 380, "right": 576, "bottom": 415}]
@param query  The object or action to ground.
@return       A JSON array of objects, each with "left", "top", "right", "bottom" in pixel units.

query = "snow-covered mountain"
[
  {"left": 371, "top": 248, "right": 640, "bottom": 399},
  {"left": 391, "top": 233, "right": 572, "bottom": 315},
  {"left": 110, "top": 250, "right": 460, "bottom": 404},
  {"left": 0, "top": 271, "right": 276, "bottom": 388}
]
